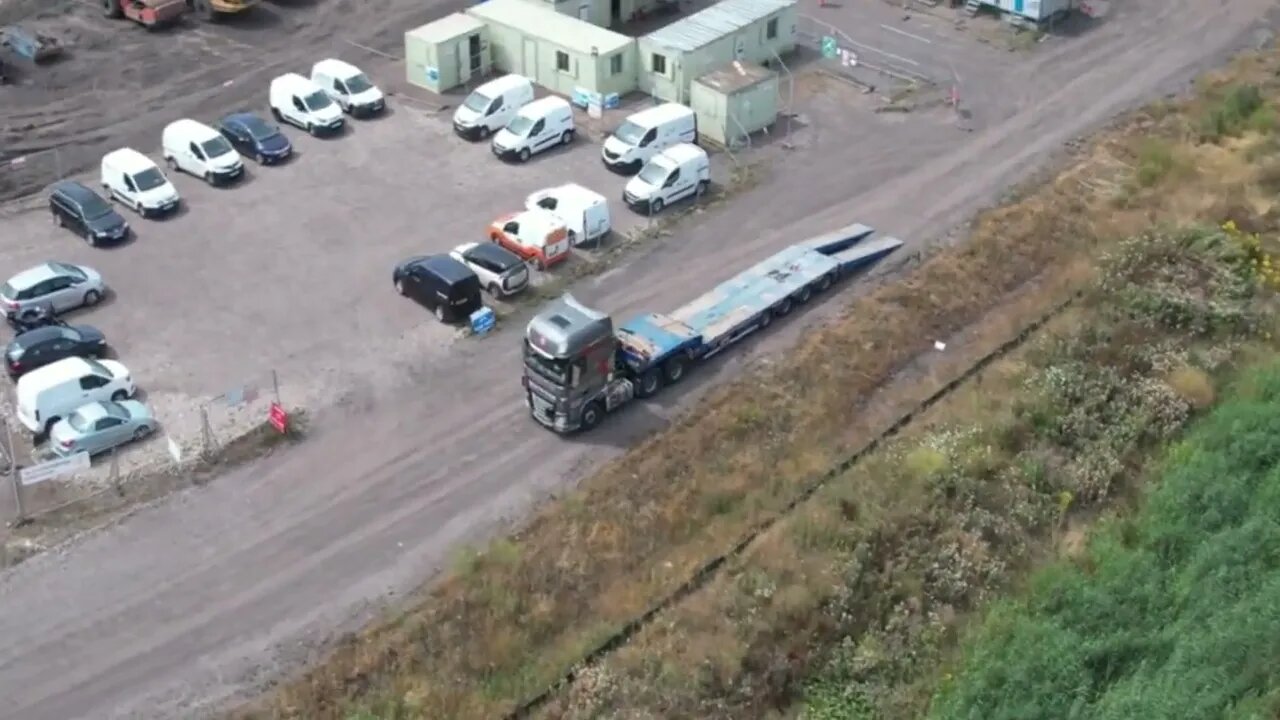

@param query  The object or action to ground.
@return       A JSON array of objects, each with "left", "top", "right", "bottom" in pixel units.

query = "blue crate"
[{"left": 470, "top": 306, "right": 496, "bottom": 336}]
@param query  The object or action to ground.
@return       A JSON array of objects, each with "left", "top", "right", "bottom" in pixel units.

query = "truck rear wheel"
[
  {"left": 663, "top": 356, "right": 687, "bottom": 385},
  {"left": 103, "top": 0, "right": 123, "bottom": 18},
  {"left": 636, "top": 368, "right": 662, "bottom": 398},
  {"left": 579, "top": 401, "right": 603, "bottom": 431}
]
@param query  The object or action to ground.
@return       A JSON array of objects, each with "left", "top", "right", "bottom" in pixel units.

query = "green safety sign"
[{"left": 821, "top": 36, "right": 838, "bottom": 59}]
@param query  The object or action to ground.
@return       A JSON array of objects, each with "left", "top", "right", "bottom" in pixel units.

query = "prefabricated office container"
[
  {"left": 405, "top": 13, "right": 492, "bottom": 94},
  {"left": 637, "top": 0, "right": 796, "bottom": 104},
  {"left": 689, "top": 61, "right": 778, "bottom": 148},
  {"left": 978, "top": 0, "right": 1075, "bottom": 21},
  {"left": 467, "top": 0, "right": 638, "bottom": 98}
]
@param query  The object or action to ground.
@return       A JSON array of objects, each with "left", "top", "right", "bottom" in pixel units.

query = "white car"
[
  {"left": 449, "top": 242, "right": 530, "bottom": 298},
  {"left": 269, "top": 72, "right": 345, "bottom": 136},
  {"left": 311, "top": 58, "right": 385, "bottom": 117}
]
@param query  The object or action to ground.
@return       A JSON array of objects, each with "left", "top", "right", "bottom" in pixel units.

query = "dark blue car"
[{"left": 216, "top": 111, "right": 293, "bottom": 165}]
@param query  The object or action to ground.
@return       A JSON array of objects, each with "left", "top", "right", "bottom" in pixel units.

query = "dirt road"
[{"left": 0, "top": 0, "right": 1274, "bottom": 718}]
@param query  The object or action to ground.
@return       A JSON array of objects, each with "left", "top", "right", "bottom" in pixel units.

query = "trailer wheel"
[
  {"left": 636, "top": 368, "right": 662, "bottom": 398},
  {"left": 579, "top": 401, "right": 604, "bottom": 431},
  {"left": 817, "top": 272, "right": 835, "bottom": 292},
  {"left": 663, "top": 355, "right": 687, "bottom": 385},
  {"left": 795, "top": 286, "right": 812, "bottom": 304},
  {"left": 103, "top": 0, "right": 123, "bottom": 18},
  {"left": 773, "top": 298, "right": 793, "bottom": 317}
]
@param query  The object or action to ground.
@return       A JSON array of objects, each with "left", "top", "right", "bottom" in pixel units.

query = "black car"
[
  {"left": 392, "top": 255, "right": 482, "bottom": 323},
  {"left": 5, "top": 324, "right": 107, "bottom": 379},
  {"left": 216, "top": 111, "right": 293, "bottom": 165},
  {"left": 49, "top": 181, "right": 130, "bottom": 246}
]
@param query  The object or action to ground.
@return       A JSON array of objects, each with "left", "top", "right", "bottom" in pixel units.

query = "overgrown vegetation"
[
  {"left": 931, "top": 360, "right": 1280, "bottom": 720},
  {"left": 239, "top": 47, "right": 1280, "bottom": 720}
]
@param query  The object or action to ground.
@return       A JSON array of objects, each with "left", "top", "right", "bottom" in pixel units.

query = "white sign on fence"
[
  {"left": 19, "top": 451, "right": 90, "bottom": 487},
  {"left": 166, "top": 436, "right": 182, "bottom": 464}
]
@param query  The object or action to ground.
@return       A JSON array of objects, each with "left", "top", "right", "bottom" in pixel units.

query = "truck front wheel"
[
  {"left": 103, "top": 0, "right": 123, "bottom": 18},
  {"left": 579, "top": 401, "right": 603, "bottom": 431},
  {"left": 636, "top": 368, "right": 662, "bottom": 398}
]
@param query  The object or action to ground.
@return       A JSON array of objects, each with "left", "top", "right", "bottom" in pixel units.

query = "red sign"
[{"left": 268, "top": 402, "right": 289, "bottom": 433}]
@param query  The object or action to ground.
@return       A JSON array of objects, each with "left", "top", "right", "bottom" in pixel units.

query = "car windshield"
[
  {"left": 637, "top": 162, "right": 669, "bottom": 186},
  {"left": 345, "top": 73, "right": 374, "bottom": 93},
  {"left": 79, "top": 193, "right": 114, "bottom": 220},
  {"left": 49, "top": 262, "right": 86, "bottom": 281},
  {"left": 0, "top": 282, "right": 13, "bottom": 299},
  {"left": 200, "top": 137, "right": 234, "bottom": 159},
  {"left": 523, "top": 340, "right": 571, "bottom": 385},
  {"left": 133, "top": 167, "right": 167, "bottom": 192},
  {"left": 506, "top": 115, "right": 534, "bottom": 136},
  {"left": 463, "top": 90, "right": 492, "bottom": 113},
  {"left": 241, "top": 116, "right": 279, "bottom": 140},
  {"left": 613, "top": 120, "right": 646, "bottom": 145},
  {"left": 304, "top": 90, "right": 333, "bottom": 110},
  {"left": 68, "top": 409, "right": 93, "bottom": 433},
  {"left": 103, "top": 401, "right": 130, "bottom": 420}
]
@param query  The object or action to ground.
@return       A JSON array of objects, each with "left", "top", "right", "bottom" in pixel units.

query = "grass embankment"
[
  {"left": 931, "top": 361, "right": 1280, "bottom": 720},
  {"left": 240, "top": 49, "right": 1280, "bottom": 720}
]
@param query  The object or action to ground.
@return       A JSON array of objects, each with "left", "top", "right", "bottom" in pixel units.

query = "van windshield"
[
  {"left": 132, "top": 168, "right": 167, "bottom": 192},
  {"left": 303, "top": 90, "right": 333, "bottom": 110},
  {"left": 463, "top": 91, "right": 492, "bottom": 113},
  {"left": 613, "top": 120, "right": 646, "bottom": 145},
  {"left": 506, "top": 115, "right": 534, "bottom": 136},
  {"left": 345, "top": 73, "right": 374, "bottom": 93},
  {"left": 200, "top": 137, "right": 234, "bottom": 159},
  {"left": 637, "top": 162, "right": 669, "bottom": 186}
]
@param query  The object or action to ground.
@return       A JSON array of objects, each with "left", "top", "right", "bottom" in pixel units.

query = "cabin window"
[
  {"left": 556, "top": 50, "right": 571, "bottom": 73},
  {"left": 651, "top": 53, "right": 667, "bottom": 75},
  {"left": 610, "top": 53, "right": 624, "bottom": 76},
  {"left": 766, "top": 17, "right": 778, "bottom": 40}
]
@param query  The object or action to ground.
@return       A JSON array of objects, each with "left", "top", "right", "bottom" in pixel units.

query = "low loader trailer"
[{"left": 522, "top": 223, "right": 904, "bottom": 433}]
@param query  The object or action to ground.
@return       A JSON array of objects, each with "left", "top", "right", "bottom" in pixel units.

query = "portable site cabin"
[
  {"left": 637, "top": 0, "right": 796, "bottom": 104},
  {"left": 976, "top": 0, "right": 1076, "bottom": 23},
  {"left": 532, "top": 0, "right": 674, "bottom": 29},
  {"left": 689, "top": 61, "right": 778, "bottom": 148},
  {"left": 466, "top": 0, "right": 638, "bottom": 98},
  {"left": 404, "top": 14, "right": 492, "bottom": 94}
]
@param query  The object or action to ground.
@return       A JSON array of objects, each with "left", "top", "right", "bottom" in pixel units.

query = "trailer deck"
[{"left": 617, "top": 223, "right": 903, "bottom": 366}]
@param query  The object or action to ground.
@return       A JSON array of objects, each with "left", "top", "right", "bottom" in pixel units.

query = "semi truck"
[{"left": 521, "top": 222, "right": 904, "bottom": 433}]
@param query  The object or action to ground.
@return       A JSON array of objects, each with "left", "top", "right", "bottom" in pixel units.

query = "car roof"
[
  {"left": 313, "top": 58, "right": 361, "bottom": 78},
  {"left": 166, "top": 118, "right": 220, "bottom": 141},
  {"left": 102, "top": 148, "right": 157, "bottom": 175},
  {"left": 71, "top": 401, "right": 111, "bottom": 423},
  {"left": 8, "top": 262, "right": 61, "bottom": 289},
  {"left": 537, "top": 183, "right": 605, "bottom": 207},
  {"left": 518, "top": 96, "right": 570, "bottom": 117},
  {"left": 51, "top": 180, "right": 101, "bottom": 204},
  {"left": 18, "top": 355, "right": 95, "bottom": 388},
  {"left": 273, "top": 72, "right": 318, "bottom": 92},
  {"left": 465, "top": 242, "right": 522, "bottom": 268},
  {"left": 627, "top": 102, "right": 693, "bottom": 128},
  {"left": 11, "top": 325, "right": 73, "bottom": 346},
  {"left": 414, "top": 254, "right": 476, "bottom": 284},
  {"left": 476, "top": 73, "right": 531, "bottom": 96},
  {"left": 659, "top": 142, "right": 705, "bottom": 164}
]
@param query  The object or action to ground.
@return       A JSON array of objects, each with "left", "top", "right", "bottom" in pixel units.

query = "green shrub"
[{"left": 1200, "top": 84, "right": 1268, "bottom": 141}]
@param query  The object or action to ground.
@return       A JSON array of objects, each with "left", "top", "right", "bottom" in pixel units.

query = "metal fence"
[
  {"left": 0, "top": 369, "right": 289, "bottom": 547},
  {"left": 0, "top": 148, "right": 67, "bottom": 206}
]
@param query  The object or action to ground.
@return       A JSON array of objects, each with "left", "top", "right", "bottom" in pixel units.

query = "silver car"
[
  {"left": 0, "top": 262, "right": 106, "bottom": 319},
  {"left": 49, "top": 400, "right": 155, "bottom": 458}
]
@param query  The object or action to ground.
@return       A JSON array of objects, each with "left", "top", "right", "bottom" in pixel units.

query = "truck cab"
[{"left": 522, "top": 294, "right": 634, "bottom": 433}]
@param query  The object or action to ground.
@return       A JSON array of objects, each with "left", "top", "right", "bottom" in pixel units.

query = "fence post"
[
  {"left": 109, "top": 448, "right": 123, "bottom": 496},
  {"left": 272, "top": 369, "right": 281, "bottom": 405},
  {"left": 6, "top": 420, "right": 24, "bottom": 525},
  {"left": 199, "top": 405, "right": 216, "bottom": 457}
]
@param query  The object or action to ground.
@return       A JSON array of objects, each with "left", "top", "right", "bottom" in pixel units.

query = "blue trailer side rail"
[{"left": 616, "top": 223, "right": 903, "bottom": 370}]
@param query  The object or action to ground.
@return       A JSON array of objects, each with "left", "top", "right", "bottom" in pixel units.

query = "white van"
[
  {"left": 453, "top": 74, "right": 535, "bottom": 141},
  {"left": 16, "top": 356, "right": 135, "bottom": 437},
  {"left": 311, "top": 58, "right": 385, "bottom": 117},
  {"left": 525, "top": 183, "right": 611, "bottom": 248},
  {"left": 601, "top": 102, "right": 697, "bottom": 174},
  {"left": 161, "top": 119, "right": 244, "bottom": 186},
  {"left": 269, "top": 72, "right": 345, "bottom": 136},
  {"left": 100, "top": 148, "right": 180, "bottom": 219},
  {"left": 491, "top": 96, "right": 575, "bottom": 163},
  {"left": 623, "top": 143, "right": 711, "bottom": 215}
]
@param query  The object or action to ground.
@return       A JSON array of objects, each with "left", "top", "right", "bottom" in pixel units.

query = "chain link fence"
[{"left": 0, "top": 147, "right": 67, "bottom": 207}]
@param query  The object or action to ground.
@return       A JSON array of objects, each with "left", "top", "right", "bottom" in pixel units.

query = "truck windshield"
[
  {"left": 523, "top": 340, "right": 571, "bottom": 385},
  {"left": 506, "top": 116, "right": 534, "bottom": 136},
  {"left": 200, "top": 137, "right": 234, "bottom": 159},
  {"left": 463, "top": 91, "right": 492, "bottom": 113},
  {"left": 304, "top": 90, "right": 333, "bottom": 110},
  {"left": 132, "top": 168, "right": 167, "bottom": 191},
  {"left": 613, "top": 120, "right": 645, "bottom": 145},
  {"left": 345, "top": 73, "right": 374, "bottom": 93},
  {"left": 636, "top": 162, "right": 669, "bottom": 186}
]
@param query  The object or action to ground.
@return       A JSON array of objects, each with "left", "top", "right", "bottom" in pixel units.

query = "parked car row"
[
  {"left": 48, "top": 58, "right": 385, "bottom": 246},
  {"left": 0, "top": 261, "right": 157, "bottom": 459}
]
